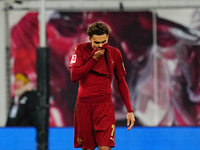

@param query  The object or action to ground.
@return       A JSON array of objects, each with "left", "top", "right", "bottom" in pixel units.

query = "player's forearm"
[
  {"left": 70, "top": 58, "right": 97, "bottom": 82},
  {"left": 117, "top": 76, "right": 133, "bottom": 112}
]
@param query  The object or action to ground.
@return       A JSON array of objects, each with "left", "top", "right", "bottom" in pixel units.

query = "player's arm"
[
  {"left": 71, "top": 57, "right": 97, "bottom": 82},
  {"left": 116, "top": 75, "right": 135, "bottom": 130},
  {"left": 70, "top": 49, "right": 105, "bottom": 82}
]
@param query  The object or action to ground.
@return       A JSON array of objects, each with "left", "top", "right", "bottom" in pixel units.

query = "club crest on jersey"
[
  {"left": 70, "top": 54, "right": 77, "bottom": 64},
  {"left": 77, "top": 137, "right": 83, "bottom": 145}
]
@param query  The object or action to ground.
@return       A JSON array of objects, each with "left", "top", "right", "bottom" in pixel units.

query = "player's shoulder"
[
  {"left": 74, "top": 43, "right": 82, "bottom": 50},
  {"left": 108, "top": 45, "right": 122, "bottom": 55},
  {"left": 75, "top": 43, "right": 90, "bottom": 51}
]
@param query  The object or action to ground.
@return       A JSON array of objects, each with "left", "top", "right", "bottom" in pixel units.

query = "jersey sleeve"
[
  {"left": 116, "top": 76, "right": 133, "bottom": 112},
  {"left": 69, "top": 45, "right": 83, "bottom": 68},
  {"left": 114, "top": 50, "right": 127, "bottom": 77}
]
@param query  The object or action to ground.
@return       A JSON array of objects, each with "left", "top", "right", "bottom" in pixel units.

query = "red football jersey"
[{"left": 70, "top": 42, "right": 126, "bottom": 101}]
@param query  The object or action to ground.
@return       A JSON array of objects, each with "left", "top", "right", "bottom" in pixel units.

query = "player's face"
[{"left": 89, "top": 34, "right": 109, "bottom": 49}]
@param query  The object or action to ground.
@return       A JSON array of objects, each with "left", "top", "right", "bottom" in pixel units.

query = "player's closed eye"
[{"left": 94, "top": 40, "right": 106, "bottom": 44}]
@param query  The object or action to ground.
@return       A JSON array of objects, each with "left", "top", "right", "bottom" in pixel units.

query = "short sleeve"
[
  {"left": 114, "top": 50, "right": 126, "bottom": 77},
  {"left": 69, "top": 45, "right": 83, "bottom": 68}
]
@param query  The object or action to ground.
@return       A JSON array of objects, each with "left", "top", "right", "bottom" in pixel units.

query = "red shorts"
[{"left": 74, "top": 100, "right": 115, "bottom": 149}]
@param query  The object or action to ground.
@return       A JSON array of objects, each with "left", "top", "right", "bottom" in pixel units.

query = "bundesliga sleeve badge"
[{"left": 70, "top": 54, "right": 77, "bottom": 64}]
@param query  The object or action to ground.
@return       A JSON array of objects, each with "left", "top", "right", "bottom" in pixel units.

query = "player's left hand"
[{"left": 127, "top": 112, "right": 135, "bottom": 130}]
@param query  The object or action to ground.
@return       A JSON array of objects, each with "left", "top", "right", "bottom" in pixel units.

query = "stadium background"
[{"left": 0, "top": 0, "right": 200, "bottom": 149}]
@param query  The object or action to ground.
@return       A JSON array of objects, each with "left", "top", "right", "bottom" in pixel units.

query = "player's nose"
[{"left": 99, "top": 43, "right": 103, "bottom": 48}]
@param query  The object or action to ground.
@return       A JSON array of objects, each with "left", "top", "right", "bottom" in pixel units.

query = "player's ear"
[{"left": 106, "top": 35, "right": 109, "bottom": 41}]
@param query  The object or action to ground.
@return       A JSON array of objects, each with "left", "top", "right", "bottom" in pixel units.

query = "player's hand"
[
  {"left": 127, "top": 112, "right": 135, "bottom": 130},
  {"left": 93, "top": 49, "right": 105, "bottom": 60}
]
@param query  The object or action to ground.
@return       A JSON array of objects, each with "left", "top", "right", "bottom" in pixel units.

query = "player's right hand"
[{"left": 93, "top": 49, "right": 105, "bottom": 60}]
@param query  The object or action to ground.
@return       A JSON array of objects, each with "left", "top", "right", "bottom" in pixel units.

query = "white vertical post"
[
  {"left": 152, "top": 10, "right": 158, "bottom": 116},
  {"left": 0, "top": 1, "right": 8, "bottom": 126},
  {"left": 39, "top": 0, "right": 46, "bottom": 47}
]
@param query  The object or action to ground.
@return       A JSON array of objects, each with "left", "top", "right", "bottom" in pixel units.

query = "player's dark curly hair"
[{"left": 87, "top": 22, "right": 110, "bottom": 37}]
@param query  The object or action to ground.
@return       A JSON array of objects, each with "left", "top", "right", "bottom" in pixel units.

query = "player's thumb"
[{"left": 127, "top": 118, "right": 130, "bottom": 126}]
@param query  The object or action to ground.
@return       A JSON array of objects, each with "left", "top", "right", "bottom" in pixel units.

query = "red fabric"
[
  {"left": 74, "top": 101, "right": 115, "bottom": 149},
  {"left": 70, "top": 42, "right": 133, "bottom": 112},
  {"left": 70, "top": 58, "right": 97, "bottom": 82},
  {"left": 69, "top": 43, "right": 95, "bottom": 68},
  {"left": 70, "top": 42, "right": 126, "bottom": 78},
  {"left": 70, "top": 43, "right": 110, "bottom": 78},
  {"left": 116, "top": 76, "right": 134, "bottom": 112},
  {"left": 77, "top": 73, "right": 111, "bottom": 99}
]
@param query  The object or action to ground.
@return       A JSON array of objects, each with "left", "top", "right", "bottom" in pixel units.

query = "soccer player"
[{"left": 70, "top": 22, "right": 135, "bottom": 150}]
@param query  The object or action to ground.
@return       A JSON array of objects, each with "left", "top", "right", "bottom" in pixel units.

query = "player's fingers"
[
  {"left": 127, "top": 118, "right": 130, "bottom": 126},
  {"left": 128, "top": 122, "right": 134, "bottom": 130},
  {"left": 97, "top": 49, "right": 105, "bottom": 55},
  {"left": 128, "top": 119, "right": 134, "bottom": 130},
  {"left": 100, "top": 49, "right": 105, "bottom": 54}
]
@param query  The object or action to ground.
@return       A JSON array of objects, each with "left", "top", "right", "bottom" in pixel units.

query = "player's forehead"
[{"left": 91, "top": 34, "right": 108, "bottom": 42}]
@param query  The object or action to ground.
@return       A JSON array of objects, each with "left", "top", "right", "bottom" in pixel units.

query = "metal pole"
[
  {"left": 4, "top": 0, "right": 11, "bottom": 121},
  {"left": 36, "top": 0, "right": 50, "bottom": 150}
]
